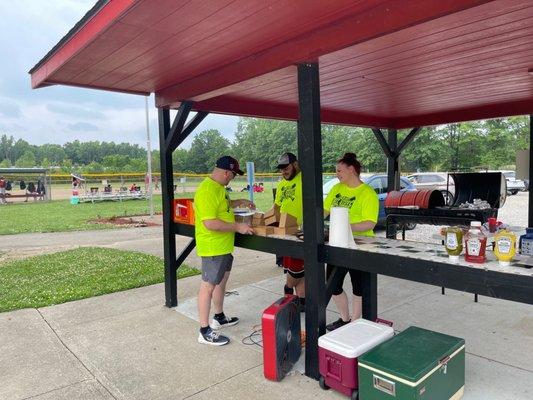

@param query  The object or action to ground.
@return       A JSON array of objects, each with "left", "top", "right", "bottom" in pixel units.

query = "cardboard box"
[
  {"left": 279, "top": 212, "right": 297, "bottom": 228},
  {"left": 252, "top": 218, "right": 264, "bottom": 227},
  {"left": 254, "top": 226, "right": 274, "bottom": 236},
  {"left": 264, "top": 208, "right": 280, "bottom": 226},
  {"left": 273, "top": 226, "right": 298, "bottom": 236},
  {"left": 252, "top": 212, "right": 265, "bottom": 227}
]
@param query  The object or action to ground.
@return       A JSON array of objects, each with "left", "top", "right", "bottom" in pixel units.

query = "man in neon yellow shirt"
[
  {"left": 194, "top": 156, "right": 255, "bottom": 346},
  {"left": 270, "top": 152, "right": 305, "bottom": 311},
  {"left": 323, "top": 152, "right": 379, "bottom": 331}
]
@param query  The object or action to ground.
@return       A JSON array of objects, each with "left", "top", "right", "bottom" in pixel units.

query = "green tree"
[
  {"left": 61, "top": 159, "right": 73, "bottom": 173},
  {"left": 0, "top": 158, "right": 10, "bottom": 168},
  {"left": 187, "top": 129, "right": 230, "bottom": 173},
  {"left": 0, "top": 134, "right": 14, "bottom": 162},
  {"left": 401, "top": 127, "right": 448, "bottom": 172},
  {"left": 102, "top": 154, "right": 131, "bottom": 172},
  {"left": 233, "top": 118, "right": 297, "bottom": 171},
  {"left": 82, "top": 161, "right": 104, "bottom": 173},
  {"left": 15, "top": 150, "right": 36, "bottom": 167},
  {"left": 173, "top": 148, "right": 189, "bottom": 172}
]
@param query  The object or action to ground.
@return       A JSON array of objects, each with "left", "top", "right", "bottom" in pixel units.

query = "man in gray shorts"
[{"left": 194, "top": 156, "right": 254, "bottom": 346}]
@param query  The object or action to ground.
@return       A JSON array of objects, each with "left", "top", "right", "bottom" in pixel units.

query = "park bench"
[{"left": 4, "top": 193, "right": 44, "bottom": 200}]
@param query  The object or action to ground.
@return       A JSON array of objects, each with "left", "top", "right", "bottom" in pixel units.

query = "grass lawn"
[
  {"left": 0, "top": 196, "right": 165, "bottom": 235},
  {"left": 0, "top": 176, "right": 281, "bottom": 236},
  {"left": 0, "top": 247, "right": 198, "bottom": 312},
  {"left": 0, "top": 190, "right": 277, "bottom": 235}
]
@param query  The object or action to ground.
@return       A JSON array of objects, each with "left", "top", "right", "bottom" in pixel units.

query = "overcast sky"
[{"left": 0, "top": 0, "right": 239, "bottom": 149}]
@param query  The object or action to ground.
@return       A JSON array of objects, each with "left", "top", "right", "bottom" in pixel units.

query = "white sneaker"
[{"left": 198, "top": 327, "right": 229, "bottom": 346}]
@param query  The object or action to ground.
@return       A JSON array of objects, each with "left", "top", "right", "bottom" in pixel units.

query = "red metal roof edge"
[
  {"left": 28, "top": 0, "right": 109, "bottom": 74},
  {"left": 29, "top": 0, "right": 138, "bottom": 89}
]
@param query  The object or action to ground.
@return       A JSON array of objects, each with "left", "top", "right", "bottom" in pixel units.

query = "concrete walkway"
[{"left": 1, "top": 227, "right": 532, "bottom": 399}]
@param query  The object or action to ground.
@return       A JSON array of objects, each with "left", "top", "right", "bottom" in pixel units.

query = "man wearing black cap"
[
  {"left": 194, "top": 156, "right": 255, "bottom": 346},
  {"left": 271, "top": 152, "right": 305, "bottom": 311}
]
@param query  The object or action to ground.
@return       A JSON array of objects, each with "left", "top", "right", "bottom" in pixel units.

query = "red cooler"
[{"left": 318, "top": 319, "right": 394, "bottom": 399}]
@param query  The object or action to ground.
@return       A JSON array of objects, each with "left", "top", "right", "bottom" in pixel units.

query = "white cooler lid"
[{"left": 318, "top": 318, "right": 394, "bottom": 358}]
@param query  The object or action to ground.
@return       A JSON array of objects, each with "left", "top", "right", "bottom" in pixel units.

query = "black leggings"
[{"left": 326, "top": 264, "right": 362, "bottom": 296}]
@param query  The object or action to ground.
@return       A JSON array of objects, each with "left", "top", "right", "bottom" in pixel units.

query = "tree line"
[{"left": 0, "top": 116, "right": 529, "bottom": 174}]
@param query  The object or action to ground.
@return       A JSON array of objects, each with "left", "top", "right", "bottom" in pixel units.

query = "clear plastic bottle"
[
  {"left": 465, "top": 221, "right": 487, "bottom": 263},
  {"left": 445, "top": 226, "right": 463, "bottom": 261}
]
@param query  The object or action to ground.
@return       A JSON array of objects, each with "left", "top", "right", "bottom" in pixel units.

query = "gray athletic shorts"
[{"left": 201, "top": 254, "right": 234, "bottom": 285}]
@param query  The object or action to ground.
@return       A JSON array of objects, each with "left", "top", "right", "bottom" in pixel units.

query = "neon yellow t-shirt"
[
  {"left": 274, "top": 172, "right": 303, "bottom": 225},
  {"left": 324, "top": 182, "right": 379, "bottom": 237},
  {"left": 194, "top": 177, "right": 235, "bottom": 256}
]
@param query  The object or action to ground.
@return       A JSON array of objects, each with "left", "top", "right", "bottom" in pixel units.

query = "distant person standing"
[
  {"left": 0, "top": 176, "right": 7, "bottom": 204},
  {"left": 144, "top": 173, "right": 150, "bottom": 192},
  {"left": 194, "top": 156, "right": 255, "bottom": 346}
]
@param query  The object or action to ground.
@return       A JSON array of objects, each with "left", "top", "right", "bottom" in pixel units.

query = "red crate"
[{"left": 173, "top": 199, "right": 195, "bottom": 224}]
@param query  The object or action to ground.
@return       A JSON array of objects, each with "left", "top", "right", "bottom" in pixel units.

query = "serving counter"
[{"left": 174, "top": 223, "right": 533, "bottom": 306}]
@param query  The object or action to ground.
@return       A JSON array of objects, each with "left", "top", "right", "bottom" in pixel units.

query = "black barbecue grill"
[{"left": 386, "top": 172, "right": 506, "bottom": 236}]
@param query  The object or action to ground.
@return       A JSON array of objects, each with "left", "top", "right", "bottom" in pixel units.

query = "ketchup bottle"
[{"left": 465, "top": 221, "right": 487, "bottom": 263}]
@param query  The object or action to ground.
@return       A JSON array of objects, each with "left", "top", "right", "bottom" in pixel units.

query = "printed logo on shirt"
[
  {"left": 332, "top": 193, "right": 356, "bottom": 209},
  {"left": 280, "top": 183, "right": 297, "bottom": 203}
]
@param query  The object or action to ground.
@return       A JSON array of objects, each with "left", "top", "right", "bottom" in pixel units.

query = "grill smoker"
[{"left": 386, "top": 172, "right": 507, "bottom": 238}]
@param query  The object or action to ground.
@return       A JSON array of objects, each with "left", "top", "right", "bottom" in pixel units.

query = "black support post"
[
  {"left": 387, "top": 129, "right": 400, "bottom": 192},
  {"left": 386, "top": 129, "right": 399, "bottom": 239},
  {"left": 361, "top": 272, "right": 377, "bottom": 320},
  {"left": 158, "top": 108, "right": 178, "bottom": 307},
  {"left": 297, "top": 62, "right": 325, "bottom": 380},
  {"left": 159, "top": 103, "right": 202, "bottom": 308},
  {"left": 529, "top": 115, "right": 533, "bottom": 228}
]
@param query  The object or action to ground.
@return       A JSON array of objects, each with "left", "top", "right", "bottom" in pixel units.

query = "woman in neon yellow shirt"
[{"left": 323, "top": 153, "right": 379, "bottom": 331}]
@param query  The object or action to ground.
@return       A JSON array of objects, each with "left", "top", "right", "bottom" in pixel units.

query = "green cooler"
[{"left": 358, "top": 326, "right": 465, "bottom": 400}]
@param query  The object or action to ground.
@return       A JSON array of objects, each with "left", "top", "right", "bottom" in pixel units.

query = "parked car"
[
  {"left": 501, "top": 171, "right": 526, "bottom": 195},
  {"left": 322, "top": 174, "right": 417, "bottom": 229},
  {"left": 405, "top": 172, "right": 454, "bottom": 205}
]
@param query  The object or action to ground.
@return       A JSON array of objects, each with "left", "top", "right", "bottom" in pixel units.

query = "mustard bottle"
[
  {"left": 445, "top": 226, "right": 463, "bottom": 261},
  {"left": 493, "top": 230, "right": 516, "bottom": 266}
]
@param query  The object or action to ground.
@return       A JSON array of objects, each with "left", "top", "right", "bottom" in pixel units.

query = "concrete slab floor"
[
  {"left": 29, "top": 380, "right": 115, "bottom": 400},
  {"left": 175, "top": 274, "right": 533, "bottom": 399},
  {"left": 1, "top": 254, "right": 532, "bottom": 399},
  {"left": 0, "top": 309, "right": 93, "bottom": 400}
]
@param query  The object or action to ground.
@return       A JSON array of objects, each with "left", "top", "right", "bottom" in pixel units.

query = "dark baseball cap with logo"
[
  {"left": 276, "top": 152, "right": 298, "bottom": 169},
  {"left": 215, "top": 156, "right": 244, "bottom": 175}
]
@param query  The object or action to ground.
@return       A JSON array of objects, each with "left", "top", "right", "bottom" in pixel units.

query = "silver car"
[
  {"left": 405, "top": 172, "right": 454, "bottom": 205},
  {"left": 501, "top": 171, "right": 525, "bottom": 195}
]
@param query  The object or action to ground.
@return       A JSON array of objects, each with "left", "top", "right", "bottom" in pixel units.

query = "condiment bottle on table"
[
  {"left": 444, "top": 226, "right": 463, "bottom": 261},
  {"left": 493, "top": 229, "right": 516, "bottom": 266},
  {"left": 465, "top": 221, "right": 487, "bottom": 264}
]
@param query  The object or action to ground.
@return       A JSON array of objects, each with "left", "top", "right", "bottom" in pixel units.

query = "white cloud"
[{"left": 0, "top": 1, "right": 240, "bottom": 148}]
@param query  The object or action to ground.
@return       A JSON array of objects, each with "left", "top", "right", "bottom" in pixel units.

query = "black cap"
[
  {"left": 215, "top": 156, "right": 244, "bottom": 175},
  {"left": 276, "top": 152, "right": 297, "bottom": 169}
]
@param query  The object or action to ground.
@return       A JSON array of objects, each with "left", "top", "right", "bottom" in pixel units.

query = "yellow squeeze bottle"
[{"left": 493, "top": 230, "right": 516, "bottom": 266}]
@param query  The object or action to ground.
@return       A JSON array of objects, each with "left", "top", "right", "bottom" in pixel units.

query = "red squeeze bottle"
[{"left": 465, "top": 221, "right": 487, "bottom": 263}]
